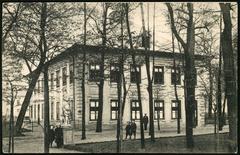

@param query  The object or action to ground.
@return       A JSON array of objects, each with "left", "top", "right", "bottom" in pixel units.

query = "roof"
[{"left": 46, "top": 43, "right": 208, "bottom": 66}]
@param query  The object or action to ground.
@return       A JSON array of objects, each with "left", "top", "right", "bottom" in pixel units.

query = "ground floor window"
[
  {"left": 51, "top": 102, "right": 54, "bottom": 120},
  {"left": 171, "top": 100, "right": 181, "bottom": 119},
  {"left": 29, "top": 106, "right": 32, "bottom": 119},
  {"left": 56, "top": 102, "right": 60, "bottom": 120},
  {"left": 131, "top": 100, "right": 140, "bottom": 120},
  {"left": 110, "top": 100, "right": 119, "bottom": 120},
  {"left": 90, "top": 99, "right": 99, "bottom": 121},
  {"left": 34, "top": 105, "right": 36, "bottom": 120},
  {"left": 42, "top": 103, "right": 43, "bottom": 120},
  {"left": 154, "top": 100, "right": 164, "bottom": 120}
]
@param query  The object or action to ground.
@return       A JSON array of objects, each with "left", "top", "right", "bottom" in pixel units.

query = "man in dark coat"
[
  {"left": 143, "top": 114, "right": 148, "bottom": 130},
  {"left": 55, "top": 124, "right": 63, "bottom": 148},
  {"left": 125, "top": 121, "right": 132, "bottom": 140},
  {"left": 131, "top": 120, "right": 137, "bottom": 139},
  {"left": 49, "top": 125, "right": 55, "bottom": 148}
]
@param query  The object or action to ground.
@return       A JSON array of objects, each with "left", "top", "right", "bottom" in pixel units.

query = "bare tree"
[
  {"left": 125, "top": 3, "right": 145, "bottom": 149},
  {"left": 166, "top": 3, "right": 196, "bottom": 148},
  {"left": 219, "top": 3, "right": 237, "bottom": 152}
]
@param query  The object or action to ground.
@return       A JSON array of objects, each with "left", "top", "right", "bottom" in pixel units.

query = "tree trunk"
[
  {"left": 15, "top": 2, "right": 47, "bottom": 135},
  {"left": 96, "top": 3, "right": 108, "bottom": 132},
  {"left": 208, "top": 66, "right": 213, "bottom": 118},
  {"left": 81, "top": 2, "right": 87, "bottom": 140},
  {"left": 171, "top": 29, "right": 181, "bottom": 134},
  {"left": 43, "top": 66, "right": 50, "bottom": 153},
  {"left": 166, "top": 3, "right": 196, "bottom": 148},
  {"left": 219, "top": 3, "right": 237, "bottom": 152},
  {"left": 140, "top": 2, "right": 155, "bottom": 142},
  {"left": 125, "top": 3, "right": 145, "bottom": 149}
]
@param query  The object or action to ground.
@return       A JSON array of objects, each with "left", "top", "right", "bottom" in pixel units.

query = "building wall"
[{"left": 30, "top": 49, "right": 209, "bottom": 130}]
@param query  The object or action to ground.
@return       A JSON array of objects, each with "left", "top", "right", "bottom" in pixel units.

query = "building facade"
[{"left": 30, "top": 44, "right": 209, "bottom": 130}]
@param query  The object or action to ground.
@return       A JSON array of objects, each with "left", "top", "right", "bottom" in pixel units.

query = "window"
[
  {"left": 90, "top": 99, "right": 99, "bottom": 121},
  {"left": 193, "top": 68, "right": 197, "bottom": 86},
  {"left": 41, "top": 78, "right": 44, "bottom": 92},
  {"left": 37, "top": 104, "right": 40, "bottom": 120},
  {"left": 89, "top": 64, "right": 101, "bottom": 82},
  {"left": 70, "top": 64, "right": 74, "bottom": 84},
  {"left": 130, "top": 65, "right": 141, "bottom": 83},
  {"left": 16, "top": 100, "right": 20, "bottom": 106},
  {"left": 50, "top": 73, "right": 54, "bottom": 89},
  {"left": 34, "top": 105, "right": 36, "bottom": 120},
  {"left": 110, "top": 100, "right": 119, "bottom": 120},
  {"left": 37, "top": 80, "right": 40, "bottom": 93},
  {"left": 154, "top": 66, "right": 164, "bottom": 84},
  {"left": 29, "top": 106, "right": 33, "bottom": 119},
  {"left": 56, "top": 102, "right": 60, "bottom": 120},
  {"left": 154, "top": 100, "right": 164, "bottom": 120},
  {"left": 62, "top": 67, "right": 67, "bottom": 86},
  {"left": 51, "top": 102, "right": 54, "bottom": 120},
  {"left": 56, "top": 70, "right": 60, "bottom": 87},
  {"left": 42, "top": 104, "right": 43, "bottom": 119},
  {"left": 171, "top": 100, "right": 181, "bottom": 119},
  {"left": 110, "top": 64, "right": 120, "bottom": 83},
  {"left": 131, "top": 100, "right": 140, "bottom": 120},
  {"left": 171, "top": 67, "right": 181, "bottom": 85}
]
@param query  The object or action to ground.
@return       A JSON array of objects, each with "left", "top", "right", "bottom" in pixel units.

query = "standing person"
[
  {"left": 125, "top": 121, "right": 132, "bottom": 140},
  {"left": 131, "top": 120, "right": 137, "bottom": 139},
  {"left": 55, "top": 124, "right": 63, "bottom": 148},
  {"left": 143, "top": 114, "right": 149, "bottom": 130},
  {"left": 49, "top": 125, "right": 55, "bottom": 148}
]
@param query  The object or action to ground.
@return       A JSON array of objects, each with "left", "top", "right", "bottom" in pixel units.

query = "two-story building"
[{"left": 29, "top": 44, "right": 209, "bottom": 130}]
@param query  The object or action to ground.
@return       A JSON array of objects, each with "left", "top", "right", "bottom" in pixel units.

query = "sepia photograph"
[{"left": 2, "top": 1, "right": 238, "bottom": 153}]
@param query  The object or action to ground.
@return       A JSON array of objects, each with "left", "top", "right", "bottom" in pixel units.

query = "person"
[
  {"left": 143, "top": 114, "right": 148, "bottom": 130},
  {"left": 131, "top": 120, "right": 137, "bottom": 139},
  {"left": 49, "top": 125, "right": 55, "bottom": 148},
  {"left": 125, "top": 121, "right": 132, "bottom": 140},
  {"left": 55, "top": 124, "right": 63, "bottom": 148}
]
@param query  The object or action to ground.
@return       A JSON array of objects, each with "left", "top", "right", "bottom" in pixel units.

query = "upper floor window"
[
  {"left": 171, "top": 67, "right": 181, "bottom": 85},
  {"left": 41, "top": 78, "right": 44, "bottom": 92},
  {"left": 110, "top": 100, "right": 119, "bottom": 120},
  {"left": 110, "top": 64, "right": 120, "bottom": 83},
  {"left": 50, "top": 73, "right": 54, "bottom": 89},
  {"left": 154, "top": 100, "right": 164, "bottom": 120},
  {"left": 171, "top": 100, "right": 181, "bottom": 119},
  {"left": 56, "top": 70, "right": 60, "bottom": 87},
  {"left": 193, "top": 68, "right": 197, "bottom": 86},
  {"left": 37, "top": 80, "right": 40, "bottom": 93},
  {"left": 89, "top": 64, "right": 101, "bottom": 82},
  {"left": 154, "top": 66, "right": 164, "bottom": 84},
  {"left": 130, "top": 65, "right": 141, "bottom": 83},
  {"left": 62, "top": 67, "right": 67, "bottom": 86},
  {"left": 70, "top": 64, "right": 74, "bottom": 84}
]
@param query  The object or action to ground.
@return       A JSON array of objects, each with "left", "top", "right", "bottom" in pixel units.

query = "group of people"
[
  {"left": 125, "top": 120, "right": 137, "bottom": 139},
  {"left": 49, "top": 124, "right": 64, "bottom": 148},
  {"left": 125, "top": 114, "right": 149, "bottom": 140}
]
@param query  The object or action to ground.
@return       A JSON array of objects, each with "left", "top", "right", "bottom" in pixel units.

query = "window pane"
[
  {"left": 90, "top": 101, "right": 95, "bottom": 107},
  {"left": 96, "top": 65, "right": 100, "bottom": 70}
]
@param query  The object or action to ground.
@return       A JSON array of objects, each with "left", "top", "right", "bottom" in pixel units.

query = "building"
[{"left": 29, "top": 44, "right": 209, "bottom": 130}]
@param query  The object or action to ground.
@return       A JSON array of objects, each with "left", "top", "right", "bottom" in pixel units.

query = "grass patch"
[{"left": 64, "top": 133, "right": 233, "bottom": 153}]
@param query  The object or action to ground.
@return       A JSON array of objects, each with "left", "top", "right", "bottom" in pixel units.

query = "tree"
[
  {"left": 125, "top": 3, "right": 145, "bottom": 149},
  {"left": 166, "top": 3, "right": 196, "bottom": 148},
  {"left": 81, "top": 2, "right": 87, "bottom": 140},
  {"left": 219, "top": 3, "right": 237, "bottom": 151},
  {"left": 6, "top": 2, "right": 77, "bottom": 135},
  {"left": 140, "top": 2, "right": 155, "bottom": 141}
]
